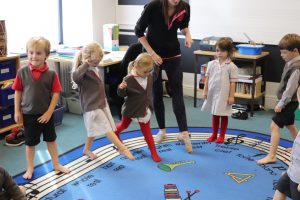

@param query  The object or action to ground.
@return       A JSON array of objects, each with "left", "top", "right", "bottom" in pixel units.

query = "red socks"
[
  {"left": 116, "top": 117, "right": 161, "bottom": 162},
  {"left": 139, "top": 121, "right": 161, "bottom": 162},
  {"left": 208, "top": 115, "right": 228, "bottom": 143},
  {"left": 115, "top": 117, "right": 132, "bottom": 143}
]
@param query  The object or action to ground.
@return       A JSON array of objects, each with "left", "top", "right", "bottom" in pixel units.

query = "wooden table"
[{"left": 193, "top": 50, "right": 269, "bottom": 116}]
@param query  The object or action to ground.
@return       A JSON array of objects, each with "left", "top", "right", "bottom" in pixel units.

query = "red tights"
[
  {"left": 207, "top": 115, "right": 228, "bottom": 143},
  {"left": 115, "top": 116, "right": 161, "bottom": 162}
]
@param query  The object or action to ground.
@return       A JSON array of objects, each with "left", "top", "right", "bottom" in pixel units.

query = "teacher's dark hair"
[{"left": 161, "top": 0, "right": 186, "bottom": 25}]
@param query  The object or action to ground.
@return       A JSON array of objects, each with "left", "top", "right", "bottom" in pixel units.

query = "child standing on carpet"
[
  {"left": 257, "top": 33, "right": 300, "bottom": 165},
  {"left": 12, "top": 36, "right": 70, "bottom": 179},
  {"left": 114, "top": 53, "right": 161, "bottom": 162},
  {"left": 272, "top": 87, "right": 300, "bottom": 200},
  {"left": 72, "top": 42, "right": 134, "bottom": 161},
  {"left": 201, "top": 37, "right": 238, "bottom": 143}
]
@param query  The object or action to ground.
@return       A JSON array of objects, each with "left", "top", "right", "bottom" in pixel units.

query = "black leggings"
[{"left": 153, "top": 57, "right": 187, "bottom": 132}]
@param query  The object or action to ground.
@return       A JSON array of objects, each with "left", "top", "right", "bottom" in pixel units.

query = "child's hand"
[
  {"left": 85, "top": 59, "right": 100, "bottom": 67},
  {"left": 228, "top": 97, "right": 234, "bottom": 105},
  {"left": 203, "top": 91, "right": 207, "bottom": 99},
  {"left": 38, "top": 111, "right": 52, "bottom": 123},
  {"left": 298, "top": 184, "right": 300, "bottom": 192},
  {"left": 14, "top": 110, "right": 23, "bottom": 125},
  {"left": 119, "top": 81, "right": 127, "bottom": 89},
  {"left": 274, "top": 105, "right": 282, "bottom": 113}
]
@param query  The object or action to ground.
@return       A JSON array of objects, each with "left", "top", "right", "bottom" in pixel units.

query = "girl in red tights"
[
  {"left": 201, "top": 38, "right": 238, "bottom": 143},
  {"left": 115, "top": 53, "right": 161, "bottom": 162}
]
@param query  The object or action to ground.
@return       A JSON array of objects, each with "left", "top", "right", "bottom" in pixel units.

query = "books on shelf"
[
  {"left": 198, "top": 63, "right": 207, "bottom": 89},
  {"left": 235, "top": 76, "right": 262, "bottom": 97}
]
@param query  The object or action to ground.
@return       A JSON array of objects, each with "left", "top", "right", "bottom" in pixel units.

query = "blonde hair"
[
  {"left": 72, "top": 42, "right": 104, "bottom": 89},
  {"left": 128, "top": 53, "right": 153, "bottom": 74},
  {"left": 26, "top": 36, "right": 51, "bottom": 56}
]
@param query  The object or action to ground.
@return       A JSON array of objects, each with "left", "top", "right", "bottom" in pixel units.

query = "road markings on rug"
[{"left": 22, "top": 132, "right": 291, "bottom": 199}]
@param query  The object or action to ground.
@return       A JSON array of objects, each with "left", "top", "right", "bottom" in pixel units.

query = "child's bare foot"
[
  {"left": 54, "top": 165, "right": 70, "bottom": 174},
  {"left": 119, "top": 148, "right": 135, "bottom": 160},
  {"left": 285, "top": 148, "right": 292, "bottom": 153},
  {"left": 84, "top": 150, "right": 97, "bottom": 160},
  {"left": 23, "top": 168, "right": 34, "bottom": 179},
  {"left": 256, "top": 155, "right": 277, "bottom": 164}
]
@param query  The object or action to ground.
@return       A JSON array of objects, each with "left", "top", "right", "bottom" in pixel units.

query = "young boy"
[
  {"left": 12, "top": 36, "right": 70, "bottom": 179},
  {"left": 272, "top": 87, "right": 300, "bottom": 200},
  {"left": 0, "top": 166, "right": 26, "bottom": 200},
  {"left": 257, "top": 33, "right": 300, "bottom": 165}
]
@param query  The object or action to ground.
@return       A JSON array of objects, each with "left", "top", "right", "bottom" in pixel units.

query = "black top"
[{"left": 135, "top": 0, "right": 190, "bottom": 58}]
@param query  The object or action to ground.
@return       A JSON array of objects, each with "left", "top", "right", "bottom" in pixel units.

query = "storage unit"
[{"left": 0, "top": 55, "right": 20, "bottom": 134}]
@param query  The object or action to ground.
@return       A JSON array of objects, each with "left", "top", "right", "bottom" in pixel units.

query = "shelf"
[
  {"left": 0, "top": 78, "right": 14, "bottom": 85},
  {"left": 0, "top": 124, "right": 21, "bottom": 134},
  {"left": 234, "top": 92, "right": 264, "bottom": 99}
]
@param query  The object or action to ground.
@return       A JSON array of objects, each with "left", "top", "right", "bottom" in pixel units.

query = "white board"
[{"left": 189, "top": 0, "right": 300, "bottom": 45}]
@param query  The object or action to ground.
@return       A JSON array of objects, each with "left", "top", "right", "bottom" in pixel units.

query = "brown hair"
[
  {"left": 278, "top": 33, "right": 300, "bottom": 51},
  {"left": 161, "top": 0, "right": 186, "bottom": 25},
  {"left": 216, "top": 37, "right": 234, "bottom": 59},
  {"left": 26, "top": 36, "right": 51, "bottom": 56}
]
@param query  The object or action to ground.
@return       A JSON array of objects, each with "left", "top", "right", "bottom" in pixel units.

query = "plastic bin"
[
  {"left": 66, "top": 97, "right": 82, "bottom": 115},
  {"left": 0, "top": 59, "right": 16, "bottom": 81},
  {"left": 0, "top": 106, "right": 14, "bottom": 128},
  {"left": 0, "top": 86, "right": 14, "bottom": 106},
  {"left": 53, "top": 105, "right": 65, "bottom": 126},
  {"left": 236, "top": 44, "right": 264, "bottom": 55}
]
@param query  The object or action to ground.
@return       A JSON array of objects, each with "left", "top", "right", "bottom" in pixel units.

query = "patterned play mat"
[{"left": 14, "top": 127, "right": 293, "bottom": 200}]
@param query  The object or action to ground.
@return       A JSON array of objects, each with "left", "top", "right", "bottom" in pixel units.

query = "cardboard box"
[{"left": 103, "top": 24, "right": 119, "bottom": 51}]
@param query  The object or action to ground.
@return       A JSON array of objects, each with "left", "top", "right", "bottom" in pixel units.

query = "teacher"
[{"left": 135, "top": 0, "right": 193, "bottom": 153}]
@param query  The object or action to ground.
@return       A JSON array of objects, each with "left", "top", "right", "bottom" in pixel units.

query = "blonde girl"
[
  {"left": 115, "top": 53, "right": 161, "bottom": 162},
  {"left": 72, "top": 42, "right": 134, "bottom": 160}
]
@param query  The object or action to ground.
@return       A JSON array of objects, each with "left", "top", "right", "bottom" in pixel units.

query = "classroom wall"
[{"left": 116, "top": 0, "right": 285, "bottom": 109}]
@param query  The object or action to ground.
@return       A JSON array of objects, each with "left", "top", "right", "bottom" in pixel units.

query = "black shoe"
[
  {"left": 232, "top": 111, "right": 248, "bottom": 120},
  {"left": 4, "top": 128, "right": 25, "bottom": 147}
]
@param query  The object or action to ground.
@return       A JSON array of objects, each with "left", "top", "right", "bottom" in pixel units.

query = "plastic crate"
[
  {"left": 236, "top": 44, "right": 264, "bottom": 55},
  {"left": 0, "top": 59, "right": 17, "bottom": 81},
  {"left": 0, "top": 106, "right": 15, "bottom": 128},
  {"left": 66, "top": 97, "right": 82, "bottom": 115},
  {"left": 295, "top": 109, "right": 300, "bottom": 121},
  {"left": 0, "top": 86, "right": 14, "bottom": 106},
  {"left": 53, "top": 105, "right": 65, "bottom": 126}
]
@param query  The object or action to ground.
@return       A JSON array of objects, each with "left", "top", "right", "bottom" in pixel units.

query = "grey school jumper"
[
  {"left": 18, "top": 66, "right": 55, "bottom": 114},
  {"left": 72, "top": 63, "right": 107, "bottom": 113},
  {"left": 277, "top": 56, "right": 300, "bottom": 108}
]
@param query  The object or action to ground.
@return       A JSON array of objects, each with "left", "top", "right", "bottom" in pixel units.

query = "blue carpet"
[{"left": 14, "top": 128, "right": 292, "bottom": 200}]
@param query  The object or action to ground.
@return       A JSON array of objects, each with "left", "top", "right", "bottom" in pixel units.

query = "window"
[
  {"left": 61, "top": 0, "right": 93, "bottom": 46},
  {"left": 0, "top": 0, "right": 59, "bottom": 54}
]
